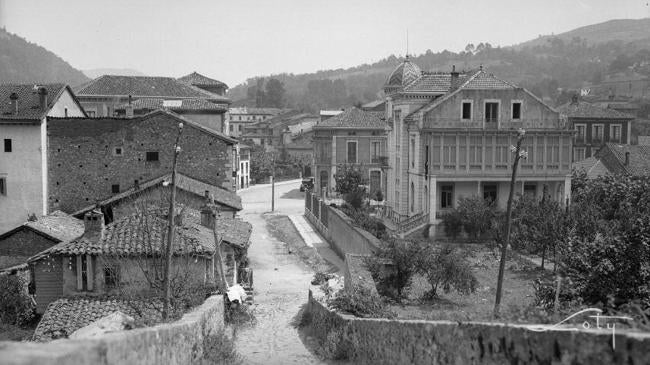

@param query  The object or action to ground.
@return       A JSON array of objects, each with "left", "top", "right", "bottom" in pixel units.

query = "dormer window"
[{"left": 462, "top": 101, "right": 472, "bottom": 120}]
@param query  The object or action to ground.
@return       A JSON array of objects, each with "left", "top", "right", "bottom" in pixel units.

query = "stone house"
[
  {"left": 47, "top": 109, "right": 238, "bottom": 214},
  {"left": 227, "top": 107, "right": 284, "bottom": 138},
  {"left": 382, "top": 59, "right": 573, "bottom": 234},
  {"left": 557, "top": 97, "right": 634, "bottom": 161},
  {"left": 177, "top": 71, "right": 229, "bottom": 96},
  {"left": 242, "top": 110, "right": 319, "bottom": 149},
  {"left": 0, "top": 84, "right": 86, "bottom": 234},
  {"left": 74, "top": 75, "right": 230, "bottom": 134},
  {"left": 0, "top": 211, "right": 83, "bottom": 269},
  {"left": 313, "top": 107, "right": 389, "bottom": 198},
  {"left": 235, "top": 144, "right": 251, "bottom": 190}
]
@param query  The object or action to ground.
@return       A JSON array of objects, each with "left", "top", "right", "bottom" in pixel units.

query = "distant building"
[
  {"left": 0, "top": 211, "right": 83, "bottom": 269},
  {"left": 0, "top": 84, "right": 86, "bottom": 234},
  {"left": 75, "top": 75, "right": 230, "bottom": 133},
  {"left": 361, "top": 100, "right": 386, "bottom": 112},
  {"left": 235, "top": 144, "right": 251, "bottom": 190},
  {"left": 227, "top": 107, "right": 284, "bottom": 138},
  {"left": 594, "top": 143, "right": 650, "bottom": 176},
  {"left": 589, "top": 72, "right": 650, "bottom": 99},
  {"left": 383, "top": 59, "right": 573, "bottom": 234},
  {"left": 283, "top": 132, "right": 314, "bottom": 177},
  {"left": 242, "top": 111, "right": 318, "bottom": 149},
  {"left": 313, "top": 107, "right": 389, "bottom": 198},
  {"left": 319, "top": 110, "right": 343, "bottom": 124},
  {"left": 47, "top": 110, "right": 237, "bottom": 214},
  {"left": 177, "top": 71, "right": 229, "bottom": 96},
  {"left": 557, "top": 96, "right": 634, "bottom": 161}
]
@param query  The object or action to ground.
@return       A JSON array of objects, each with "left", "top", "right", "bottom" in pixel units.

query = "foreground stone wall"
[
  {"left": 0, "top": 295, "right": 224, "bottom": 365},
  {"left": 305, "top": 290, "right": 650, "bottom": 365}
]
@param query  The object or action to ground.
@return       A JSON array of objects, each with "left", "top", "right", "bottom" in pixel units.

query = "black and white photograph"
[{"left": 1, "top": 1, "right": 650, "bottom": 364}]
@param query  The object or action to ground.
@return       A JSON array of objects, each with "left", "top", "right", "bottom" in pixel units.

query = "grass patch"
[
  {"left": 0, "top": 322, "right": 36, "bottom": 341},
  {"left": 389, "top": 245, "right": 550, "bottom": 322}
]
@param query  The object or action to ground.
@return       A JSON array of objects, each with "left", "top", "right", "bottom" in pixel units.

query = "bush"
[
  {"left": 311, "top": 272, "right": 333, "bottom": 285},
  {"left": 342, "top": 206, "right": 387, "bottom": 239},
  {"left": 0, "top": 275, "right": 35, "bottom": 327},
  {"left": 441, "top": 210, "right": 463, "bottom": 239},
  {"left": 417, "top": 244, "right": 478, "bottom": 299},
  {"left": 456, "top": 196, "right": 496, "bottom": 239},
  {"left": 365, "top": 238, "right": 422, "bottom": 300},
  {"left": 327, "top": 284, "right": 394, "bottom": 318},
  {"left": 199, "top": 329, "right": 243, "bottom": 365}
]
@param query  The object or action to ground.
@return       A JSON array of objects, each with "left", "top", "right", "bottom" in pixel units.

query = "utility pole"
[
  {"left": 271, "top": 154, "right": 276, "bottom": 212},
  {"left": 494, "top": 128, "right": 526, "bottom": 318},
  {"left": 162, "top": 122, "right": 183, "bottom": 320}
]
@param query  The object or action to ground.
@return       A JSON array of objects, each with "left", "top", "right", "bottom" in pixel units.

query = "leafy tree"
[
  {"left": 0, "top": 275, "right": 35, "bottom": 326},
  {"left": 264, "top": 78, "right": 285, "bottom": 108},
  {"left": 334, "top": 165, "right": 367, "bottom": 208},
  {"left": 456, "top": 196, "right": 496, "bottom": 239},
  {"left": 417, "top": 244, "right": 478, "bottom": 298},
  {"left": 327, "top": 284, "right": 395, "bottom": 318},
  {"left": 365, "top": 238, "right": 423, "bottom": 300}
]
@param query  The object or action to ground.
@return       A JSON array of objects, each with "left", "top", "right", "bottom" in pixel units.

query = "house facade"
[
  {"left": 557, "top": 97, "right": 634, "bottom": 161},
  {"left": 47, "top": 110, "right": 238, "bottom": 214},
  {"left": 227, "top": 107, "right": 283, "bottom": 138},
  {"left": 242, "top": 110, "right": 319, "bottom": 149},
  {"left": 382, "top": 59, "right": 573, "bottom": 233},
  {"left": 0, "top": 84, "right": 86, "bottom": 234},
  {"left": 235, "top": 144, "right": 251, "bottom": 190},
  {"left": 313, "top": 107, "right": 389, "bottom": 198}
]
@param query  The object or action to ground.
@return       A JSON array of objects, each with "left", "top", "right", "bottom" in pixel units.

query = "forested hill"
[
  {"left": 0, "top": 27, "right": 89, "bottom": 86},
  {"left": 228, "top": 18, "right": 650, "bottom": 112}
]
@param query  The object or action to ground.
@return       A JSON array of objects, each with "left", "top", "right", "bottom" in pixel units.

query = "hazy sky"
[{"left": 1, "top": 0, "right": 649, "bottom": 87}]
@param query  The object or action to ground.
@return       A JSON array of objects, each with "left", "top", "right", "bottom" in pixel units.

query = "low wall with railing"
[
  {"left": 304, "top": 191, "right": 380, "bottom": 257},
  {"left": 305, "top": 289, "right": 650, "bottom": 365},
  {"left": 0, "top": 295, "right": 225, "bottom": 365}
]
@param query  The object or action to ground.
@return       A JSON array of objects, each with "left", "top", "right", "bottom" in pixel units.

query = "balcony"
[{"left": 371, "top": 156, "right": 389, "bottom": 167}]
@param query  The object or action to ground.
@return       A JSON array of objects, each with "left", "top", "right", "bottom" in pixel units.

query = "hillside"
[
  {"left": 515, "top": 18, "right": 650, "bottom": 49},
  {"left": 0, "top": 27, "right": 89, "bottom": 86},
  {"left": 229, "top": 18, "right": 650, "bottom": 112}
]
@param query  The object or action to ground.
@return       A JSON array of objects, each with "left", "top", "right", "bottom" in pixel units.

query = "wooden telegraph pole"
[
  {"left": 493, "top": 128, "right": 526, "bottom": 318},
  {"left": 162, "top": 122, "right": 183, "bottom": 319}
]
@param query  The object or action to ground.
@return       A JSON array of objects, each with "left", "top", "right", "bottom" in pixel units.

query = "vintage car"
[{"left": 299, "top": 177, "right": 314, "bottom": 192}]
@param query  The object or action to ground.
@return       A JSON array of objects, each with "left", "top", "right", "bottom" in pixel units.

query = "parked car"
[{"left": 300, "top": 177, "right": 314, "bottom": 192}]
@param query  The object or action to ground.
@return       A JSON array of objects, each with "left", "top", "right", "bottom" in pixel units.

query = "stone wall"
[
  {"left": 0, "top": 229, "right": 57, "bottom": 268},
  {"left": 47, "top": 111, "right": 235, "bottom": 213},
  {"left": 304, "top": 191, "right": 380, "bottom": 257},
  {"left": 305, "top": 290, "right": 650, "bottom": 365},
  {"left": 0, "top": 295, "right": 225, "bottom": 365}
]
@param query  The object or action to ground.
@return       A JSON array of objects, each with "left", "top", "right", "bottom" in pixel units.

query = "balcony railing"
[{"left": 371, "top": 156, "right": 389, "bottom": 166}]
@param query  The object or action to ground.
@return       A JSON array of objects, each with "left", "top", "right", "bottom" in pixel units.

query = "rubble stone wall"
[
  {"left": 305, "top": 290, "right": 650, "bottom": 365},
  {"left": 0, "top": 295, "right": 225, "bottom": 365}
]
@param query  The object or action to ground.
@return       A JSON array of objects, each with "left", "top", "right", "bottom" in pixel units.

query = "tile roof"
[
  {"left": 557, "top": 101, "right": 634, "bottom": 119},
  {"left": 71, "top": 172, "right": 242, "bottom": 218},
  {"left": 35, "top": 211, "right": 215, "bottom": 257},
  {"left": 75, "top": 75, "right": 229, "bottom": 102},
  {"left": 228, "top": 107, "right": 285, "bottom": 115},
  {"left": 572, "top": 157, "right": 610, "bottom": 178},
  {"left": 314, "top": 107, "right": 387, "bottom": 129},
  {"left": 33, "top": 297, "right": 161, "bottom": 341},
  {"left": 600, "top": 143, "right": 650, "bottom": 176},
  {"left": 0, "top": 84, "right": 70, "bottom": 121},
  {"left": 460, "top": 71, "right": 517, "bottom": 90},
  {"left": 361, "top": 100, "right": 385, "bottom": 109},
  {"left": 402, "top": 73, "right": 458, "bottom": 93},
  {"left": 24, "top": 211, "right": 84, "bottom": 242},
  {"left": 177, "top": 72, "right": 228, "bottom": 89},
  {"left": 268, "top": 111, "right": 318, "bottom": 128},
  {"left": 115, "top": 98, "right": 227, "bottom": 112},
  {"left": 385, "top": 58, "right": 422, "bottom": 88},
  {"left": 185, "top": 209, "right": 252, "bottom": 249}
]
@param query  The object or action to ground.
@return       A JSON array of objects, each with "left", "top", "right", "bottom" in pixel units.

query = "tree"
[
  {"left": 418, "top": 244, "right": 478, "bottom": 298},
  {"left": 365, "top": 238, "right": 423, "bottom": 300},
  {"left": 334, "top": 164, "right": 367, "bottom": 209},
  {"left": 264, "top": 78, "right": 285, "bottom": 108}
]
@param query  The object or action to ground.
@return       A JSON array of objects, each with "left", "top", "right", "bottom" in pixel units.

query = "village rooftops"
[
  {"left": 0, "top": 211, "right": 84, "bottom": 243},
  {"left": 32, "top": 297, "right": 161, "bottom": 342},
  {"left": 596, "top": 143, "right": 650, "bottom": 176},
  {"left": 185, "top": 209, "right": 252, "bottom": 250},
  {"left": 30, "top": 211, "right": 215, "bottom": 259},
  {"left": 314, "top": 107, "right": 387, "bottom": 129},
  {"left": 0, "top": 83, "right": 86, "bottom": 121},
  {"left": 75, "top": 75, "right": 230, "bottom": 103},
  {"left": 572, "top": 157, "right": 609, "bottom": 179},
  {"left": 557, "top": 99, "right": 635, "bottom": 119},
  {"left": 177, "top": 72, "right": 228, "bottom": 89},
  {"left": 115, "top": 98, "right": 228, "bottom": 113}
]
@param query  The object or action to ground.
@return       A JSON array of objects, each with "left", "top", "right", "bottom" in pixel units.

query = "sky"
[{"left": 1, "top": 0, "right": 649, "bottom": 87}]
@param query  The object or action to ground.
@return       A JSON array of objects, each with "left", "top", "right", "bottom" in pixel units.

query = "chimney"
[
  {"left": 9, "top": 93, "right": 18, "bottom": 114},
  {"left": 37, "top": 87, "right": 48, "bottom": 112},
  {"left": 625, "top": 151, "right": 630, "bottom": 166},
  {"left": 83, "top": 209, "right": 105, "bottom": 241},
  {"left": 200, "top": 203, "right": 216, "bottom": 229},
  {"left": 450, "top": 65, "right": 460, "bottom": 90},
  {"left": 125, "top": 95, "right": 134, "bottom": 118}
]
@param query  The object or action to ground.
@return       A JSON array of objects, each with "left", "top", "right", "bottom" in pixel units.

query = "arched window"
[{"left": 410, "top": 182, "right": 415, "bottom": 212}]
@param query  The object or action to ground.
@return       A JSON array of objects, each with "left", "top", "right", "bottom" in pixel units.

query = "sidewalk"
[{"left": 288, "top": 214, "right": 345, "bottom": 272}]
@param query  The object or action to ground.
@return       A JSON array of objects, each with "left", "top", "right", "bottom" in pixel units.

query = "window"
[
  {"left": 394, "top": 110, "right": 401, "bottom": 144},
  {"left": 238, "top": 125, "right": 242, "bottom": 131},
  {"left": 3, "top": 139, "right": 11, "bottom": 152},
  {"left": 410, "top": 138, "right": 415, "bottom": 168},
  {"left": 74, "top": 255, "right": 93, "bottom": 291},
  {"left": 440, "top": 185, "right": 453, "bottom": 209},
  {"left": 485, "top": 102, "right": 499, "bottom": 123},
  {"left": 229, "top": 124, "right": 233, "bottom": 132},
  {"left": 610, "top": 124, "right": 622, "bottom": 143},
  {"left": 574, "top": 147, "right": 586, "bottom": 162},
  {"left": 575, "top": 124, "right": 586, "bottom": 143},
  {"left": 592, "top": 124, "right": 604, "bottom": 142},
  {"left": 87, "top": 110, "right": 96, "bottom": 117},
  {"left": 104, "top": 265, "right": 120, "bottom": 288},
  {"left": 111, "top": 184, "right": 120, "bottom": 193},
  {"left": 320, "top": 170, "right": 328, "bottom": 190},
  {"left": 64, "top": 107, "right": 68, "bottom": 117},
  {"left": 347, "top": 141, "right": 357, "bottom": 163},
  {"left": 512, "top": 102, "right": 522, "bottom": 120},
  {"left": 483, "top": 184, "right": 498, "bottom": 203},
  {"left": 462, "top": 101, "right": 472, "bottom": 120},
  {"left": 469, "top": 136, "right": 482, "bottom": 169},
  {"left": 0, "top": 177, "right": 6, "bottom": 195},
  {"left": 442, "top": 136, "right": 456, "bottom": 169},
  {"left": 146, "top": 151, "right": 159, "bottom": 162},
  {"left": 523, "top": 184, "right": 537, "bottom": 199},
  {"left": 410, "top": 182, "right": 415, "bottom": 212},
  {"left": 113, "top": 147, "right": 123, "bottom": 156},
  {"left": 371, "top": 141, "right": 381, "bottom": 162}
]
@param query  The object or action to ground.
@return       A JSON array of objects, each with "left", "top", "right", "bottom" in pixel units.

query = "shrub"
[
  {"left": 456, "top": 196, "right": 496, "bottom": 239},
  {"left": 365, "top": 238, "right": 422, "bottom": 300},
  {"left": 327, "top": 284, "right": 394, "bottom": 318},
  {"left": 375, "top": 190, "right": 384, "bottom": 202},
  {"left": 311, "top": 271, "right": 333, "bottom": 285},
  {"left": 417, "top": 244, "right": 478, "bottom": 299},
  {"left": 441, "top": 210, "right": 463, "bottom": 239},
  {"left": 0, "top": 275, "right": 35, "bottom": 327},
  {"left": 199, "top": 329, "right": 243, "bottom": 365}
]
